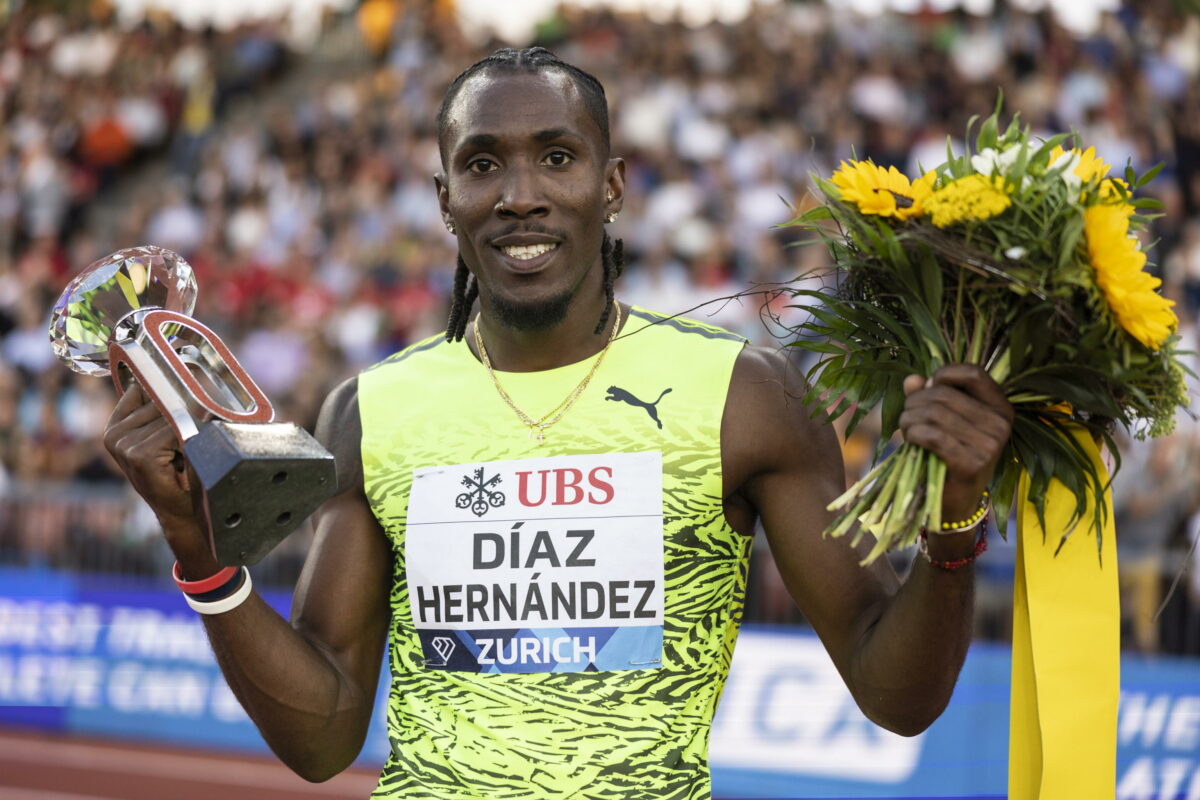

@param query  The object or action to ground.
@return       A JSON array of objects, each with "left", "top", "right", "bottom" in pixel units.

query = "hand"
[
  {"left": 103, "top": 383, "right": 207, "bottom": 553},
  {"left": 900, "top": 364, "right": 1013, "bottom": 523}
]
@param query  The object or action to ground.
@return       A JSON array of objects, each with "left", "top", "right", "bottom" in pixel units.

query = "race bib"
[{"left": 405, "top": 451, "right": 664, "bottom": 674}]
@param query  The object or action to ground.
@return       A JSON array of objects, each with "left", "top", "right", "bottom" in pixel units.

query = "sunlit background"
[{"left": 1, "top": 0, "right": 1199, "bottom": 798}]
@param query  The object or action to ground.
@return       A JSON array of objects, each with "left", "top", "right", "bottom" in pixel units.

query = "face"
[{"left": 436, "top": 70, "right": 624, "bottom": 332}]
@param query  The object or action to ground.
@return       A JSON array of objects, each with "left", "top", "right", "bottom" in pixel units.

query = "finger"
[
  {"left": 930, "top": 364, "right": 1013, "bottom": 421},
  {"left": 104, "top": 401, "right": 170, "bottom": 455},
  {"left": 110, "top": 417, "right": 179, "bottom": 466},
  {"left": 902, "top": 384, "right": 1012, "bottom": 443},
  {"left": 904, "top": 422, "right": 996, "bottom": 476},
  {"left": 903, "top": 375, "right": 927, "bottom": 396},
  {"left": 899, "top": 401, "right": 995, "bottom": 449},
  {"left": 110, "top": 381, "right": 150, "bottom": 420}
]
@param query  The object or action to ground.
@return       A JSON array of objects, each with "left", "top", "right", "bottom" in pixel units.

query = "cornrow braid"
[
  {"left": 445, "top": 254, "right": 474, "bottom": 341},
  {"left": 594, "top": 233, "right": 624, "bottom": 335}
]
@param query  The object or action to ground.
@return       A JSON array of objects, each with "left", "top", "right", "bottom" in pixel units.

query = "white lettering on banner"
[
  {"left": 0, "top": 655, "right": 104, "bottom": 707},
  {"left": 1121, "top": 692, "right": 1200, "bottom": 752},
  {"left": 1116, "top": 757, "right": 1200, "bottom": 800},
  {"left": 710, "top": 632, "right": 922, "bottom": 783},
  {"left": 106, "top": 607, "right": 212, "bottom": 662},
  {"left": 406, "top": 452, "right": 663, "bottom": 672},
  {"left": 0, "top": 599, "right": 102, "bottom": 651},
  {"left": 107, "top": 662, "right": 208, "bottom": 716}
]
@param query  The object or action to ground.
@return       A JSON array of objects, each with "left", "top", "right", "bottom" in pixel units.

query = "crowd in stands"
[{"left": 2, "top": 0, "right": 1199, "bottom": 653}]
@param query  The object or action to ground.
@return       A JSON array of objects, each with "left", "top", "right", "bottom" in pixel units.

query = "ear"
[
  {"left": 434, "top": 172, "right": 452, "bottom": 228},
  {"left": 604, "top": 158, "right": 626, "bottom": 216}
]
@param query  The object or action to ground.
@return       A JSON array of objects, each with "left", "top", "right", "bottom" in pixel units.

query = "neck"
[{"left": 473, "top": 294, "right": 621, "bottom": 372}]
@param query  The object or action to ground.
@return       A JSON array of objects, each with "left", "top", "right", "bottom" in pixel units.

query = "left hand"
[{"left": 899, "top": 364, "right": 1014, "bottom": 522}]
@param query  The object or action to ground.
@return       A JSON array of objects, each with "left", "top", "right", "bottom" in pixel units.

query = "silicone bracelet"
[
  {"left": 183, "top": 568, "right": 253, "bottom": 615},
  {"left": 173, "top": 561, "right": 240, "bottom": 594}
]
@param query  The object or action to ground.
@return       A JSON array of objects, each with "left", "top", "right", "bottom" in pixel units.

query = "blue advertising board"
[{"left": 1, "top": 566, "right": 1198, "bottom": 798}]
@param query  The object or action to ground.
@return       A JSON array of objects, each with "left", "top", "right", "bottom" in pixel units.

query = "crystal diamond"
[{"left": 49, "top": 246, "right": 198, "bottom": 377}]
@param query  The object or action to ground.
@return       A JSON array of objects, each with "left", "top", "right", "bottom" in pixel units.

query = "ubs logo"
[{"left": 456, "top": 467, "right": 506, "bottom": 517}]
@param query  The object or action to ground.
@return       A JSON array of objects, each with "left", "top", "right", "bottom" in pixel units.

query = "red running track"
[{"left": 0, "top": 728, "right": 381, "bottom": 800}]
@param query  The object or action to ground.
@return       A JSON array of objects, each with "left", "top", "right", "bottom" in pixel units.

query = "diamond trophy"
[{"left": 49, "top": 246, "right": 336, "bottom": 566}]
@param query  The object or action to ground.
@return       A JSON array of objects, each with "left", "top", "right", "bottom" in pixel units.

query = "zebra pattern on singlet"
[{"left": 359, "top": 308, "right": 750, "bottom": 799}]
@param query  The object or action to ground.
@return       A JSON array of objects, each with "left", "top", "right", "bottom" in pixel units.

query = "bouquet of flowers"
[{"left": 786, "top": 108, "right": 1190, "bottom": 564}]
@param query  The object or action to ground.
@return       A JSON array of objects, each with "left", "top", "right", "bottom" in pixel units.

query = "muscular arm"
[
  {"left": 105, "top": 378, "right": 392, "bottom": 780},
  {"left": 723, "top": 348, "right": 1011, "bottom": 736}
]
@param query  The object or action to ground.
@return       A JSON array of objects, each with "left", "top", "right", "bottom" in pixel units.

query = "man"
[{"left": 104, "top": 48, "right": 1013, "bottom": 799}]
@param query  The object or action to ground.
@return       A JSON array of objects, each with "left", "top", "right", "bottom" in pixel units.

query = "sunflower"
[
  {"left": 830, "top": 160, "right": 933, "bottom": 221},
  {"left": 1084, "top": 203, "right": 1177, "bottom": 350},
  {"left": 923, "top": 174, "right": 1011, "bottom": 228}
]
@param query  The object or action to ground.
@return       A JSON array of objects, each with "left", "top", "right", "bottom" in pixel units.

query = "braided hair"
[{"left": 439, "top": 48, "right": 623, "bottom": 341}]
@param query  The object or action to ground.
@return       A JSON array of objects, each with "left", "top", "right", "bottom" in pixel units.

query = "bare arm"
[
  {"left": 723, "top": 348, "right": 1011, "bottom": 736},
  {"left": 104, "top": 378, "right": 392, "bottom": 780}
]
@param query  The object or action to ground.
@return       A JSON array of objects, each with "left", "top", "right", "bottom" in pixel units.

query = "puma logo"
[{"left": 605, "top": 386, "right": 672, "bottom": 429}]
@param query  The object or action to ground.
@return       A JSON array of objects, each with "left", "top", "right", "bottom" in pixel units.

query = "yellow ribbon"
[{"left": 1009, "top": 429, "right": 1119, "bottom": 799}]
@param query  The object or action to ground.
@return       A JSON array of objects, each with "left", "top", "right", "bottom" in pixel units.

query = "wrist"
[
  {"left": 159, "top": 519, "right": 221, "bottom": 579},
  {"left": 919, "top": 513, "right": 989, "bottom": 570}
]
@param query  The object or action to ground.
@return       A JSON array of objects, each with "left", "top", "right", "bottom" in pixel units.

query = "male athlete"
[{"left": 104, "top": 49, "right": 1013, "bottom": 799}]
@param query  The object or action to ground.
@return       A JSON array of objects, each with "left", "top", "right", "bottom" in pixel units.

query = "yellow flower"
[
  {"left": 830, "top": 160, "right": 933, "bottom": 221},
  {"left": 1050, "top": 145, "right": 1113, "bottom": 182},
  {"left": 1050, "top": 145, "right": 1130, "bottom": 206},
  {"left": 1084, "top": 203, "right": 1177, "bottom": 350},
  {"left": 922, "top": 174, "right": 1011, "bottom": 228}
]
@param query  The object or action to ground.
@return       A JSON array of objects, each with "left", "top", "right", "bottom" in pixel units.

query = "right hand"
[{"left": 103, "top": 383, "right": 201, "bottom": 539}]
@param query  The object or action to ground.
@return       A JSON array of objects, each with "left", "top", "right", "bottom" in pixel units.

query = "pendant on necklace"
[{"left": 529, "top": 426, "right": 546, "bottom": 444}]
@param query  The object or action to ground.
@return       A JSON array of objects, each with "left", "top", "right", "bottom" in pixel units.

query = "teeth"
[{"left": 502, "top": 243, "right": 557, "bottom": 260}]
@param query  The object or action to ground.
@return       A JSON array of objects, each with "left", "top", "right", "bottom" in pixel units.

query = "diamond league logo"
[
  {"left": 456, "top": 467, "right": 506, "bottom": 517},
  {"left": 428, "top": 636, "right": 456, "bottom": 666}
]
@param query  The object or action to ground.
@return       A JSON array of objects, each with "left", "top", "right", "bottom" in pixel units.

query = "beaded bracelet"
[
  {"left": 937, "top": 490, "right": 990, "bottom": 534},
  {"left": 919, "top": 514, "right": 989, "bottom": 571}
]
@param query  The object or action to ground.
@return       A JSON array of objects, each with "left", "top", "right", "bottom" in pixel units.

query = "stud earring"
[
  {"left": 445, "top": 220, "right": 455, "bottom": 234},
  {"left": 605, "top": 212, "right": 618, "bottom": 223},
  {"left": 606, "top": 190, "right": 614, "bottom": 203}
]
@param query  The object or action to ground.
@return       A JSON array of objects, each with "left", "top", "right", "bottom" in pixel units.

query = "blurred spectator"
[{"left": 2, "top": 0, "right": 1199, "bottom": 653}]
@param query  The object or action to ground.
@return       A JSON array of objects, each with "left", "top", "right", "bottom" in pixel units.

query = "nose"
[{"left": 496, "top": 164, "right": 549, "bottom": 219}]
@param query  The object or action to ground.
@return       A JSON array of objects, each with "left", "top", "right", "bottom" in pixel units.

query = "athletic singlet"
[{"left": 358, "top": 307, "right": 749, "bottom": 799}]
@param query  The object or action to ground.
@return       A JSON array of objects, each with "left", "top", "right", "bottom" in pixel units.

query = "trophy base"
[{"left": 183, "top": 421, "right": 337, "bottom": 566}]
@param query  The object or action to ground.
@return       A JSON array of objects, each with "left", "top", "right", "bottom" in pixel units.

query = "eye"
[
  {"left": 467, "top": 158, "right": 497, "bottom": 175},
  {"left": 543, "top": 151, "right": 574, "bottom": 167}
]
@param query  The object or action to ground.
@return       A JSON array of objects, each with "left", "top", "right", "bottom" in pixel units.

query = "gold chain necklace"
[{"left": 473, "top": 300, "right": 621, "bottom": 444}]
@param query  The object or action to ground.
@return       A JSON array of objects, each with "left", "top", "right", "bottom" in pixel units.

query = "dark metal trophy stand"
[{"left": 49, "top": 246, "right": 336, "bottom": 566}]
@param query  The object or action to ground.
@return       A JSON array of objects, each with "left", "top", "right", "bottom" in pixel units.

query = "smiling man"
[{"left": 103, "top": 48, "right": 1014, "bottom": 799}]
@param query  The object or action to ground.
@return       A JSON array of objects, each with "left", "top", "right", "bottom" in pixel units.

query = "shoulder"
[
  {"left": 315, "top": 376, "right": 364, "bottom": 495},
  {"left": 723, "top": 345, "right": 841, "bottom": 489},
  {"left": 361, "top": 331, "right": 453, "bottom": 375}
]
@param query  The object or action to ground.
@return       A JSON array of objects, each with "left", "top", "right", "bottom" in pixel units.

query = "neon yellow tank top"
[{"left": 359, "top": 307, "right": 749, "bottom": 799}]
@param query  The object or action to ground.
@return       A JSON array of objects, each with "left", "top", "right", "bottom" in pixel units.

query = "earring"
[
  {"left": 496, "top": 200, "right": 507, "bottom": 213},
  {"left": 606, "top": 191, "right": 614, "bottom": 203},
  {"left": 605, "top": 212, "right": 618, "bottom": 223},
  {"left": 445, "top": 220, "right": 456, "bottom": 234}
]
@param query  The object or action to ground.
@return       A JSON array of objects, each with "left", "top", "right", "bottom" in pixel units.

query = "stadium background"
[{"left": 2, "top": 0, "right": 1200, "bottom": 797}]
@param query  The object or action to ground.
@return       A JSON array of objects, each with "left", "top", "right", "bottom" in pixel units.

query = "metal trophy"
[{"left": 49, "top": 246, "right": 336, "bottom": 566}]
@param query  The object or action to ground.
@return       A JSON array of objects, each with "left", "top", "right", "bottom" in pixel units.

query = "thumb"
[{"left": 903, "top": 375, "right": 928, "bottom": 396}]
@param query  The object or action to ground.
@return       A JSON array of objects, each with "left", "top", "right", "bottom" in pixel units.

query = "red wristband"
[
  {"left": 173, "top": 561, "right": 239, "bottom": 594},
  {"left": 918, "top": 518, "right": 988, "bottom": 571}
]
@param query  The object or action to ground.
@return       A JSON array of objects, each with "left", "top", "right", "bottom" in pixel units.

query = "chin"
[{"left": 488, "top": 288, "right": 575, "bottom": 332}]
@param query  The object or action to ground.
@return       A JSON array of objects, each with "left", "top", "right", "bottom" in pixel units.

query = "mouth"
[{"left": 495, "top": 242, "right": 560, "bottom": 272}]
